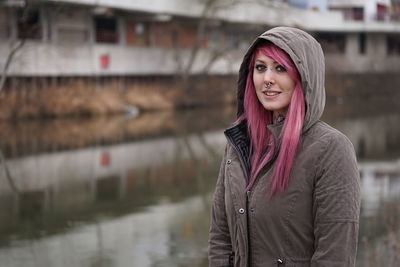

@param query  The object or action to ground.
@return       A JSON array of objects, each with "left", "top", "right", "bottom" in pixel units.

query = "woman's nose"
[{"left": 263, "top": 69, "right": 275, "bottom": 83}]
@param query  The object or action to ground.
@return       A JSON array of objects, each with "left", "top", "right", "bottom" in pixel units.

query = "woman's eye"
[
  {"left": 255, "top": 64, "right": 266, "bottom": 72},
  {"left": 276, "top": 65, "right": 286, "bottom": 72}
]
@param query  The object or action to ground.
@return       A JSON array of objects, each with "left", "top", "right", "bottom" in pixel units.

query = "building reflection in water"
[{"left": 0, "top": 105, "right": 399, "bottom": 267}]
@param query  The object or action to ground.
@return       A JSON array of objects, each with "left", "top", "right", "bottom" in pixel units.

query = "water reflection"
[
  {"left": 0, "top": 107, "right": 230, "bottom": 267},
  {"left": 0, "top": 105, "right": 399, "bottom": 267},
  {"left": 0, "top": 105, "right": 235, "bottom": 159}
]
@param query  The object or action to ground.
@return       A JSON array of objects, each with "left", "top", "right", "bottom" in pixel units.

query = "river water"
[{"left": 0, "top": 103, "right": 399, "bottom": 267}]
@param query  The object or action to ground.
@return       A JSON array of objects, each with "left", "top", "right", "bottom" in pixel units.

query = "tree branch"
[
  {"left": 179, "top": 0, "right": 276, "bottom": 80},
  {"left": 0, "top": 39, "right": 25, "bottom": 93},
  {"left": 181, "top": 0, "right": 217, "bottom": 80},
  {"left": 0, "top": 150, "right": 20, "bottom": 194}
]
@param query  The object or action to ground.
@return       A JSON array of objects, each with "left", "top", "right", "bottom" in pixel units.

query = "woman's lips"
[{"left": 263, "top": 90, "right": 281, "bottom": 98}]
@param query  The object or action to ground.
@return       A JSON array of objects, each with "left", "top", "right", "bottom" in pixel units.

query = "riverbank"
[
  {"left": 0, "top": 75, "right": 236, "bottom": 120},
  {"left": 0, "top": 73, "right": 399, "bottom": 120}
]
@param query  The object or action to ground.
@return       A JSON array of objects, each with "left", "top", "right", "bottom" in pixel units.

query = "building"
[
  {"left": 0, "top": 0, "right": 400, "bottom": 79},
  {"left": 288, "top": 0, "right": 328, "bottom": 11},
  {"left": 328, "top": 0, "right": 391, "bottom": 21}
]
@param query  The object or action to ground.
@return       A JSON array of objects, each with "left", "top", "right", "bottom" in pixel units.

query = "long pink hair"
[{"left": 242, "top": 42, "right": 305, "bottom": 197}]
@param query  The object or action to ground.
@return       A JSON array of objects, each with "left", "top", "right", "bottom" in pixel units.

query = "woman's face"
[{"left": 252, "top": 52, "right": 296, "bottom": 117}]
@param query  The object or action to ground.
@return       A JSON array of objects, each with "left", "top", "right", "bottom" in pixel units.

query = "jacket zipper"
[
  {"left": 226, "top": 134, "right": 277, "bottom": 267},
  {"left": 244, "top": 160, "right": 276, "bottom": 267},
  {"left": 246, "top": 190, "right": 252, "bottom": 267},
  {"left": 225, "top": 136, "right": 251, "bottom": 266}
]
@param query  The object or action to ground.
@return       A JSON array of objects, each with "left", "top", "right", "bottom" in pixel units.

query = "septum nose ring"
[{"left": 265, "top": 82, "right": 272, "bottom": 89}]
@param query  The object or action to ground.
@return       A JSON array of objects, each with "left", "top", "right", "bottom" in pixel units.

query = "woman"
[{"left": 208, "top": 27, "right": 361, "bottom": 267}]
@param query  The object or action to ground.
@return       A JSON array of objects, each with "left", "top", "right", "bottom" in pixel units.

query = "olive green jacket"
[{"left": 208, "top": 27, "right": 361, "bottom": 267}]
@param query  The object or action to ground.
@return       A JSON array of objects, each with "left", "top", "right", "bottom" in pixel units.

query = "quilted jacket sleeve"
[
  {"left": 208, "top": 144, "right": 233, "bottom": 267},
  {"left": 311, "top": 133, "right": 361, "bottom": 267}
]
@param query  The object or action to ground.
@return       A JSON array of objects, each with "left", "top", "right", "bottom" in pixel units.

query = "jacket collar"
[
  {"left": 224, "top": 120, "right": 251, "bottom": 176},
  {"left": 224, "top": 120, "right": 284, "bottom": 178}
]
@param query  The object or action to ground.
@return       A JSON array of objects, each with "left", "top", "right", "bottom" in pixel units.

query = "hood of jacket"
[{"left": 236, "top": 26, "right": 326, "bottom": 132}]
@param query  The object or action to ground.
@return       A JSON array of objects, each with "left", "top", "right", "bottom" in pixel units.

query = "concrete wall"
[
  {"left": 3, "top": 35, "right": 400, "bottom": 76},
  {"left": 325, "top": 32, "right": 400, "bottom": 73},
  {"left": 0, "top": 42, "right": 244, "bottom": 76}
]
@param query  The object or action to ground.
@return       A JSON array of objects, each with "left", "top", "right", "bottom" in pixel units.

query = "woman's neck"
[{"left": 273, "top": 112, "right": 285, "bottom": 124}]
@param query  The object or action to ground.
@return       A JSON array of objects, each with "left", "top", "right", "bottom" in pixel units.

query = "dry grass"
[
  {"left": 0, "top": 79, "right": 124, "bottom": 119},
  {"left": 0, "top": 76, "right": 236, "bottom": 120}
]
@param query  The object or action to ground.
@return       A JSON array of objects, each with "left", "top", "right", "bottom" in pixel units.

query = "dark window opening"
[
  {"left": 352, "top": 8, "right": 364, "bottom": 21},
  {"left": 359, "top": 33, "right": 366, "bottom": 54},
  {"left": 0, "top": 10, "right": 9, "bottom": 39},
  {"left": 315, "top": 32, "right": 346, "bottom": 54},
  {"left": 387, "top": 35, "right": 400, "bottom": 55},
  {"left": 95, "top": 16, "right": 118, "bottom": 43},
  {"left": 376, "top": 4, "right": 388, "bottom": 21},
  {"left": 17, "top": 8, "right": 42, "bottom": 40},
  {"left": 391, "top": 3, "right": 400, "bottom": 21}
]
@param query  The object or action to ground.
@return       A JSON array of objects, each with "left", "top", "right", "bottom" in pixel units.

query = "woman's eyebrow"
[{"left": 255, "top": 59, "right": 278, "bottom": 64}]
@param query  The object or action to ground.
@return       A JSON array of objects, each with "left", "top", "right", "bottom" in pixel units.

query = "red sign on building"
[{"left": 100, "top": 54, "right": 110, "bottom": 69}]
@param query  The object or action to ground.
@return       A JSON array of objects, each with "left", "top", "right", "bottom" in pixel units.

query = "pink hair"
[{"left": 242, "top": 42, "right": 305, "bottom": 197}]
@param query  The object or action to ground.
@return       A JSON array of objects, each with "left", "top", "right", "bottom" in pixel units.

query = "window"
[
  {"left": 126, "top": 21, "right": 149, "bottom": 46},
  {"left": 391, "top": 2, "right": 400, "bottom": 21},
  {"left": 225, "top": 30, "right": 251, "bottom": 50},
  {"left": 358, "top": 33, "right": 366, "bottom": 54},
  {"left": 17, "top": 8, "right": 42, "bottom": 40},
  {"left": 207, "top": 28, "right": 223, "bottom": 49},
  {"left": 352, "top": 8, "right": 364, "bottom": 21},
  {"left": 94, "top": 16, "right": 118, "bottom": 43},
  {"left": 288, "top": 0, "right": 307, "bottom": 9},
  {"left": 0, "top": 9, "right": 8, "bottom": 39},
  {"left": 315, "top": 32, "right": 346, "bottom": 54},
  {"left": 337, "top": 7, "right": 364, "bottom": 21},
  {"left": 376, "top": 4, "right": 388, "bottom": 21},
  {"left": 387, "top": 34, "right": 400, "bottom": 55},
  {"left": 56, "top": 9, "right": 89, "bottom": 43}
]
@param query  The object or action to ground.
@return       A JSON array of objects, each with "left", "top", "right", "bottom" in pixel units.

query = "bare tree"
[
  {"left": 0, "top": 150, "right": 20, "bottom": 194},
  {"left": 176, "top": 0, "right": 281, "bottom": 81},
  {"left": 176, "top": 0, "right": 234, "bottom": 81},
  {"left": 0, "top": 0, "right": 42, "bottom": 93},
  {"left": 0, "top": 40, "right": 25, "bottom": 93}
]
